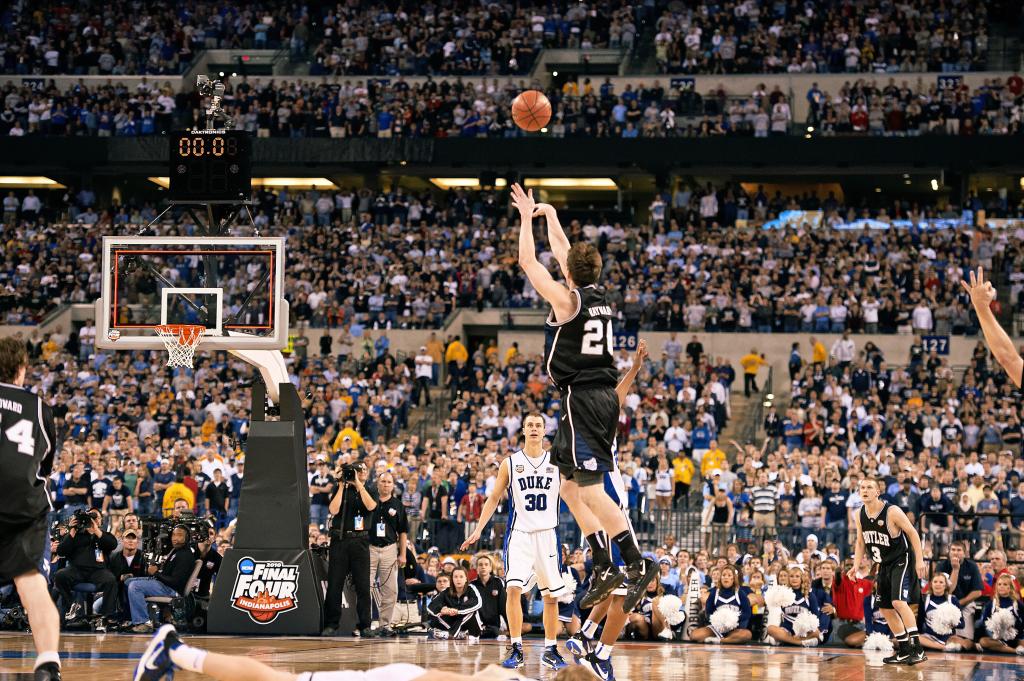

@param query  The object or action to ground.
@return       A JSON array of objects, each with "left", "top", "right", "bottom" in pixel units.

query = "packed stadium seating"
[{"left": 5, "top": 75, "right": 1024, "bottom": 138}]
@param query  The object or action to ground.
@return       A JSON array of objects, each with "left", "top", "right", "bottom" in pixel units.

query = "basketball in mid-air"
[{"left": 511, "top": 90, "right": 552, "bottom": 132}]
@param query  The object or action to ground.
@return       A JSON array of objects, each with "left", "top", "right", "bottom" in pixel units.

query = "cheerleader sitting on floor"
[
  {"left": 918, "top": 572, "right": 975, "bottom": 652},
  {"left": 689, "top": 565, "right": 753, "bottom": 644},
  {"left": 978, "top": 574, "right": 1024, "bottom": 655},
  {"left": 766, "top": 564, "right": 824, "bottom": 647},
  {"left": 625, "top": 579, "right": 667, "bottom": 641}
]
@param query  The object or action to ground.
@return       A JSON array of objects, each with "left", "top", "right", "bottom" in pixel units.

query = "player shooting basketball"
[{"left": 510, "top": 183, "right": 656, "bottom": 621}]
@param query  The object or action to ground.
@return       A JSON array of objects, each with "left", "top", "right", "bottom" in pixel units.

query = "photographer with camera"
[
  {"left": 124, "top": 524, "right": 197, "bottom": 634},
  {"left": 322, "top": 460, "right": 376, "bottom": 637},
  {"left": 53, "top": 508, "right": 119, "bottom": 628}
]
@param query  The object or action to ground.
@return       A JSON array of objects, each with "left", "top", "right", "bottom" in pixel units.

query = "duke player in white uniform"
[{"left": 462, "top": 414, "right": 568, "bottom": 671}]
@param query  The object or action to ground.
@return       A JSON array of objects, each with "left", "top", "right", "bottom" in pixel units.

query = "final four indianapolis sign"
[{"left": 230, "top": 557, "right": 300, "bottom": 624}]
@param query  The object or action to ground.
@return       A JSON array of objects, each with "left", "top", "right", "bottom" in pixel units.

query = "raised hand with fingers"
[
  {"left": 960, "top": 266, "right": 997, "bottom": 310},
  {"left": 509, "top": 183, "right": 536, "bottom": 216}
]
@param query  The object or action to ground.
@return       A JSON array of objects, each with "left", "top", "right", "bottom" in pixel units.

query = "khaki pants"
[{"left": 370, "top": 543, "right": 399, "bottom": 627}]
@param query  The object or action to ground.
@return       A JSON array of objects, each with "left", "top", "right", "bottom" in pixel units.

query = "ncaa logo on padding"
[{"left": 515, "top": 465, "right": 525, "bottom": 473}]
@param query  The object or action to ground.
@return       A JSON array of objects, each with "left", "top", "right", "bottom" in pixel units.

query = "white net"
[{"left": 155, "top": 324, "right": 205, "bottom": 368}]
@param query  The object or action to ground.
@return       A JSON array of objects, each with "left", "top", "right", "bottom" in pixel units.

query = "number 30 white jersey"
[{"left": 506, "top": 449, "right": 560, "bottom": 533}]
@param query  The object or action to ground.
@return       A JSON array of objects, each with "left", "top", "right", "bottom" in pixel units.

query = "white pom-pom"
[
  {"left": 792, "top": 609, "right": 820, "bottom": 638},
  {"left": 558, "top": 571, "right": 577, "bottom": 604},
  {"left": 863, "top": 632, "right": 894, "bottom": 653},
  {"left": 927, "top": 601, "right": 963, "bottom": 636},
  {"left": 986, "top": 608, "right": 1019, "bottom": 642},
  {"left": 710, "top": 606, "right": 740, "bottom": 635},
  {"left": 658, "top": 594, "right": 686, "bottom": 626},
  {"left": 764, "top": 585, "right": 796, "bottom": 609}
]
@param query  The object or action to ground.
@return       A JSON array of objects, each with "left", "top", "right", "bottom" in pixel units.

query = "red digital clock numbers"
[{"left": 177, "top": 135, "right": 238, "bottom": 158}]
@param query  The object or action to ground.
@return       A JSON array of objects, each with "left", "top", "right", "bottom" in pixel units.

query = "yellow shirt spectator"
[
  {"left": 701, "top": 446, "right": 726, "bottom": 479},
  {"left": 673, "top": 455, "right": 695, "bottom": 485},
  {"left": 504, "top": 345, "right": 519, "bottom": 366},
  {"left": 332, "top": 427, "right": 364, "bottom": 451},
  {"left": 812, "top": 340, "right": 827, "bottom": 364},
  {"left": 162, "top": 482, "right": 195, "bottom": 517},
  {"left": 445, "top": 339, "right": 468, "bottom": 364},
  {"left": 426, "top": 337, "right": 444, "bottom": 364},
  {"left": 740, "top": 352, "right": 767, "bottom": 375}
]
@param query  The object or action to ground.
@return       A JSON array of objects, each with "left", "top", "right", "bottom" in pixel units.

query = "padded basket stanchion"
[{"left": 155, "top": 324, "right": 205, "bottom": 368}]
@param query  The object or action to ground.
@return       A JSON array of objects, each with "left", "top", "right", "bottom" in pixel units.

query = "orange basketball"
[{"left": 511, "top": 90, "right": 552, "bottom": 132}]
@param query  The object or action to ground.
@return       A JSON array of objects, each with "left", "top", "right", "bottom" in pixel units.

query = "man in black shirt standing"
[
  {"left": 420, "top": 469, "right": 448, "bottom": 551},
  {"left": 0, "top": 337, "right": 62, "bottom": 680},
  {"left": 53, "top": 508, "right": 119, "bottom": 625},
  {"left": 63, "top": 461, "right": 90, "bottom": 521},
  {"left": 369, "top": 471, "right": 408, "bottom": 636},
  {"left": 204, "top": 469, "right": 230, "bottom": 529},
  {"left": 323, "top": 461, "right": 377, "bottom": 637},
  {"left": 124, "top": 525, "right": 197, "bottom": 633}
]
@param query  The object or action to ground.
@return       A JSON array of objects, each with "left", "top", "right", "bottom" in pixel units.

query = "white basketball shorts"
[{"left": 504, "top": 528, "right": 566, "bottom": 597}]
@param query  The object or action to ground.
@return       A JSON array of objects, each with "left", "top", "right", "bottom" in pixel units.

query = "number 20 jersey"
[{"left": 543, "top": 284, "right": 618, "bottom": 392}]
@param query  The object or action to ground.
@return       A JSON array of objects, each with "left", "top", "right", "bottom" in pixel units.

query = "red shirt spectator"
[{"left": 832, "top": 572, "right": 874, "bottom": 621}]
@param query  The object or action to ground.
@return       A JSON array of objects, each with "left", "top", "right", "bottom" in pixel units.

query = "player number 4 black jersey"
[{"left": 0, "top": 382, "right": 56, "bottom": 527}]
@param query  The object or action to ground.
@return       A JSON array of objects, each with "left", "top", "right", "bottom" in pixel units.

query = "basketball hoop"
[{"left": 155, "top": 324, "right": 206, "bottom": 368}]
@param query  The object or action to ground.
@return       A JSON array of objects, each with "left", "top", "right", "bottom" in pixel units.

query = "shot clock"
[{"left": 169, "top": 130, "right": 252, "bottom": 202}]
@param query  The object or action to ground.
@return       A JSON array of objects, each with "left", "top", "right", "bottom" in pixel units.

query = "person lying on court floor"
[{"left": 133, "top": 623, "right": 595, "bottom": 681}]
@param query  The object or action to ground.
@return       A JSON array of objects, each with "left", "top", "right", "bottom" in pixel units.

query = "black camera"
[
  {"left": 340, "top": 464, "right": 357, "bottom": 483},
  {"left": 71, "top": 509, "right": 95, "bottom": 528}
]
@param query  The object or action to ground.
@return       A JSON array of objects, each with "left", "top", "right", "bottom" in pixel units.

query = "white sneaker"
[
  {"left": 765, "top": 636, "right": 777, "bottom": 646},
  {"left": 1015, "top": 645, "right": 1024, "bottom": 656},
  {"left": 801, "top": 638, "right": 819, "bottom": 648},
  {"left": 657, "top": 628, "right": 674, "bottom": 640},
  {"left": 467, "top": 636, "right": 480, "bottom": 644},
  {"left": 704, "top": 637, "right": 721, "bottom": 645},
  {"left": 943, "top": 643, "right": 962, "bottom": 652}
]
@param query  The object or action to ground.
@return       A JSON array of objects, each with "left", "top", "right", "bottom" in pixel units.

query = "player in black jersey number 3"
[
  {"left": 0, "top": 337, "right": 62, "bottom": 680},
  {"left": 510, "top": 184, "right": 656, "bottom": 615},
  {"left": 851, "top": 478, "right": 927, "bottom": 665}
]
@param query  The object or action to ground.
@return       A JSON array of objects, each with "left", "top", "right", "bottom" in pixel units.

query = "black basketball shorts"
[
  {"left": 551, "top": 386, "right": 619, "bottom": 485},
  {"left": 0, "top": 514, "right": 49, "bottom": 582},
  {"left": 876, "top": 555, "right": 921, "bottom": 609}
]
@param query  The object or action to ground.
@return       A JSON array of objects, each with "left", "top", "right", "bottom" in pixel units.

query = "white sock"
[
  {"left": 545, "top": 639, "right": 557, "bottom": 648},
  {"left": 581, "top": 620, "right": 599, "bottom": 638},
  {"left": 168, "top": 643, "right": 208, "bottom": 674},
  {"left": 511, "top": 636, "right": 523, "bottom": 646},
  {"left": 595, "top": 643, "right": 613, "bottom": 660},
  {"left": 34, "top": 652, "right": 60, "bottom": 669}
]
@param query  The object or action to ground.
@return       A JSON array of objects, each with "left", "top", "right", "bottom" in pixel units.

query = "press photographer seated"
[
  {"left": 52, "top": 508, "right": 118, "bottom": 628},
  {"left": 123, "top": 524, "right": 198, "bottom": 634}
]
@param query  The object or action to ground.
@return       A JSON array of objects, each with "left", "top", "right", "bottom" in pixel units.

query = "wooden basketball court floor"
[{"left": 1, "top": 634, "right": 1023, "bottom": 681}]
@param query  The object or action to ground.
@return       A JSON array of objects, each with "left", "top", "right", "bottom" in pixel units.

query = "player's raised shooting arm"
[
  {"left": 535, "top": 203, "right": 571, "bottom": 279},
  {"left": 962, "top": 266, "right": 1023, "bottom": 387},
  {"left": 512, "top": 184, "right": 574, "bottom": 318}
]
